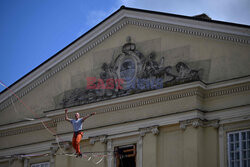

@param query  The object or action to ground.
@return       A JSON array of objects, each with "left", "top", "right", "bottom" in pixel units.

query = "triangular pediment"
[{"left": 0, "top": 6, "right": 249, "bottom": 121}]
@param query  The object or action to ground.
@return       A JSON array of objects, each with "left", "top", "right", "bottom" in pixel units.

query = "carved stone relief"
[{"left": 62, "top": 37, "right": 200, "bottom": 107}]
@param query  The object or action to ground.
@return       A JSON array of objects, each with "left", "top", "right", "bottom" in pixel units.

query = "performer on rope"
[{"left": 65, "top": 109, "right": 96, "bottom": 157}]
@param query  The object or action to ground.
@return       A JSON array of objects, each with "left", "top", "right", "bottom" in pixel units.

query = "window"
[
  {"left": 115, "top": 144, "right": 136, "bottom": 167},
  {"left": 30, "top": 162, "right": 50, "bottom": 167},
  {"left": 228, "top": 130, "right": 250, "bottom": 167}
]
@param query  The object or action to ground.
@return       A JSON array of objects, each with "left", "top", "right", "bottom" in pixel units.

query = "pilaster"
[
  {"left": 139, "top": 125, "right": 159, "bottom": 167},
  {"left": 179, "top": 118, "right": 219, "bottom": 167}
]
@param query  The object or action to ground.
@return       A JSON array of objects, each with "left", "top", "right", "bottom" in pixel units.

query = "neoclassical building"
[{"left": 0, "top": 6, "right": 250, "bottom": 167}]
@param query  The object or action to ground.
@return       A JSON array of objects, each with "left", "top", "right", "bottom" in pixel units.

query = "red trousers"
[{"left": 72, "top": 132, "right": 83, "bottom": 153}]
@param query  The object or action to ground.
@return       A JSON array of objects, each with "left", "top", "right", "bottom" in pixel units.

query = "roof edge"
[{"left": 122, "top": 6, "right": 250, "bottom": 28}]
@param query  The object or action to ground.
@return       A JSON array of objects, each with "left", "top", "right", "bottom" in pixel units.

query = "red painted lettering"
[{"left": 86, "top": 77, "right": 96, "bottom": 89}]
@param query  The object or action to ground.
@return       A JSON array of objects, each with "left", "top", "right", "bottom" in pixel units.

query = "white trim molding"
[{"left": 0, "top": 140, "right": 52, "bottom": 157}]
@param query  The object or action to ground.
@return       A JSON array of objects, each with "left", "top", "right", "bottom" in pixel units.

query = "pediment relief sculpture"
[{"left": 62, "top": 37, "right": 200, "bottom": 107}]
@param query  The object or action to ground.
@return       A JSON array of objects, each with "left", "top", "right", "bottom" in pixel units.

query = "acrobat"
[{"left": 65, "top": 109, "right": 96, "bottom": 157}]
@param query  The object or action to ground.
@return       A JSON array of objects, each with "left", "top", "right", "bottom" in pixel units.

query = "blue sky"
[{"left": 0, "top": 0, "right": 249, "bottom": 92}]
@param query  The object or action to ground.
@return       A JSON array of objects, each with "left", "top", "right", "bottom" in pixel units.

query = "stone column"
[
  {"left": 23, "top": 158, "right": 30, "bottom": 167},
  {"left": 50, "top": 152, "right": 55, "bottom": 167},
  {"left": 219, "top": 125, "right": 225, "bottom": 167},
  {"left": 107, "top": 139, "right": 113, "bottom": 167}
]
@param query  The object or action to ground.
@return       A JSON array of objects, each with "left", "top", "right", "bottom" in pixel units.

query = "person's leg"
[
  {"left": 75, "top": 132, "right": 83, "bottom": 154},
  {"left": 72, "top": 135, "right": 77, "bottom": 152}
]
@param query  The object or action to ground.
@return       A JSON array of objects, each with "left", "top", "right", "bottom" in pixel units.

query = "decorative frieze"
[
  {"left": 99, "top": 88, "right": 199, "bottom": 115},
  {"left": 49, "top": 88, "right": 200, "bottom": 124}
]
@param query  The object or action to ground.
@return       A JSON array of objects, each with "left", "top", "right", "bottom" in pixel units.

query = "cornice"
[
  {"left": 51, "top": 86, "right": 200, "bottom": 124},
  {"left": 127, "top": 18, "right": 250, "bottom": 43},
  {"left": 0, "top": 140, "right": 52, "bottom": 157},
  {"left": 1, "top": 11, "right": 249, "bottom": 111},
  {"left": 205, "top": 83, "right": 250, "bottom": 98},
  {"left": 48, "top": 78, "right": 250, "bottom": 119},
  {"left": 123, "top": 9, "right": 250, "bottom": 37},
  {"left": 0, "top": 118, "right": 51, "bottom": 131},
  {"left": 46, "top": 81, "right": 206, "bottom": 117}
]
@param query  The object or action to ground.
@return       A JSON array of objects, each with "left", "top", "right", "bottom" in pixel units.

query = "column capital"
[
  {"left": 179, "top": 118, "right": 220, "bottom": 130},
  {"left": 89, "top": 135, "right": 108, "bottom": 145},
  {"left": 139, "top": 125, "right": 159, "bottom": 137}
]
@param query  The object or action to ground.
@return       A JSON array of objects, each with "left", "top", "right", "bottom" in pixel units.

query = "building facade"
[{"left": 0, "top": 6, "right": 250, "bottom": 167}]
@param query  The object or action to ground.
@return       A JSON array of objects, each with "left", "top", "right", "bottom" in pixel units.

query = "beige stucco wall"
[
  {"left": 156, "top": 125, "right": 218, "bottom": 167},
  {"left": 0, "top": 128, "right": 55, "bottom": 149},
  {"left": 0, "top": 161, "right": 10, "bottom": 167},
  {"left": 143, "top": 132, "right": 157, "bottom": 167}
]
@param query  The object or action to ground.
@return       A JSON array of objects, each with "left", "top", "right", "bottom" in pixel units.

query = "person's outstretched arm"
[
  {"left": 65, "top": 109, "right": 72, "bottom": 122},
  {"left": 83, "top": 112, "right": 96, "bottom": 121}
]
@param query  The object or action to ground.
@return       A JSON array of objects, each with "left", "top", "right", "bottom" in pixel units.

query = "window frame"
[
  {"left": 227, "top": 129, "right": 250, "bottom": 167},
  {"left": 114, "top": 144, "right": 137, "bottom": 167},
  {"left": 108, "top": 135, "right": 142, "bottom": 167},
  {"left": 30, "top": 162, "right": 50, "bottom": 167}
]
